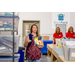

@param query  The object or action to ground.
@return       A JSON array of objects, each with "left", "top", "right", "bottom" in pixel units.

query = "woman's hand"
[
  {"left": 24, "top": 35, "right": 31, "bottom": 47},
  {"left": 37, "top": 45, "right": 43, "bottom": 49},
  {"left": 26, "top": 35, "right": 31, "bottom": 43},
  {"left": 27, "top": 39, "right": 32, "bottom": 43}
]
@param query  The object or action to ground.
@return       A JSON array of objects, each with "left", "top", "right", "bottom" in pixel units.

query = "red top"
[
  {"left": 53, "top": 32, "right": 63, "bottom": 43},
  {"left": 66, "top": 32, "right": 75, "bottom": 39}
]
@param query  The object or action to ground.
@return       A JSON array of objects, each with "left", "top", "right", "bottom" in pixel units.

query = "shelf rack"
[{"left": 0, "top": 12, "right": 19, "bottom": 62}]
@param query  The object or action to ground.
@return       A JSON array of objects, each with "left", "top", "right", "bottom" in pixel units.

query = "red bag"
[{"left": 26, "top": 38, "right": 41, "bottom": 60}]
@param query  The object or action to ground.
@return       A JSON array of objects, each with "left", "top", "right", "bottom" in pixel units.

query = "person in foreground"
[
  {"left": 53, "top": 27, "right": 63, "bottom": 44},
  {"left": 24, "top": 24, "right": 43, "bottom": 62},
  {"left": 66, "top": 26, "right": 75, "bottom": 39}
]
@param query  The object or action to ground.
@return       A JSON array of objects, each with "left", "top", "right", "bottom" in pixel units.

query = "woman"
[
  {"left": 24, "top": 24, "right": 43, "bottom": 62},
  {"left": 53, "top": 27, "right": 63, "bottom": 44},
  {"left": 66, "top": 26, "right": 75, "bottom": 39}
]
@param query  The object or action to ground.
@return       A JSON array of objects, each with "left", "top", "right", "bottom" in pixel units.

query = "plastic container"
[
  {"left": 0, "top": 35, "right": 20, "bottom": 55},
  {"left": 0, "top": 54, "right": 20, "bottom": 62},
  {"left": 0, "top": 12, "right": 19, "bottom": 16},
  {"left": 0, "top": 12, "right": 5, "bottom": 15},
  {"left": 18, "top": 47, "right": 25, "bottom": 62},
  {"left": 41, "top": 40, "right": 53, "bottom": 53},
  {"left": 58, "top": 40, "right": 61, "bottom": 48},
  {"left": 0, "top": 15, "right": 19, "bottom": 31},
  {"left": 63, "top": 44, "right": 75, "bottom": 61},
  {"left": 56, "top": 39, "right": 61, "bottom": 46}
]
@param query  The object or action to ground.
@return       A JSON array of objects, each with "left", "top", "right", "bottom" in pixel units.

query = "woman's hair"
[
  {"left": 55, "top": 27, "right": 60, "bottom": 34},
  {"left": 30, "top": 24, "right": 40, "bottom": 36},
  {"left": 68, "top": 26, "right": 74, "bottom": 32}
]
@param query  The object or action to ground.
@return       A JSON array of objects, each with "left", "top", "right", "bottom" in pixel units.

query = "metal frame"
[
  {"left": 13, "top": 12, "right": 14, "bottom": 62},
  {"left": 0, "top": 12, "right": 18, "bottom": 62}
]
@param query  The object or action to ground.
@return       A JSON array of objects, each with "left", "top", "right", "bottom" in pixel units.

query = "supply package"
[{"left": 33, "top": 36, "right": 43, "bottom": 46}]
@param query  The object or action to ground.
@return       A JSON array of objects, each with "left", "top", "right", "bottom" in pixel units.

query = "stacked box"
[{"left": 43, "top": 36, "right": 49, "bottom": 40}]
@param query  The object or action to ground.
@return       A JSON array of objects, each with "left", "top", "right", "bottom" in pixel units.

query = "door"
[{"left": 22, "top": 20, "right": 40, "bottom": 38}]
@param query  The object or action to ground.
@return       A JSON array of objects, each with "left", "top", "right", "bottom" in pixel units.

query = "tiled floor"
[{"left": 24, "top": 54, "right": 51, "bottom": 62}]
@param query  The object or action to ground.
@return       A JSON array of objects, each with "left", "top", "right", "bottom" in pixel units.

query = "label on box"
[{"left": 71, "top": 52, "right": 75, "bottom": 57}]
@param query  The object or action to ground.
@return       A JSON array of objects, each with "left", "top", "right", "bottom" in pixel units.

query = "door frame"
[{"left": 22, "top": 20, "right": 40, "bottom": 37}]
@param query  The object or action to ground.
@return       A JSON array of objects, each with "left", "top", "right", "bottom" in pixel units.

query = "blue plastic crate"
[
  {"left": 41, "top": 40, "right": 53, "bottom": 53},
  {"left": 18, "top": 47, "right": 25, "bottom": 62}
]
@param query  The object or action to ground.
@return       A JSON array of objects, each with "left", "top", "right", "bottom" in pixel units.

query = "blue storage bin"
[
  {"left": 0, "top": 15, "right": 19, "bottom": 31},
  {"left": 18, "top": 47, "right": 25, "bottom": 62},
  {"left": 41, "top": 40, "right": 53, "bottom": 53}
]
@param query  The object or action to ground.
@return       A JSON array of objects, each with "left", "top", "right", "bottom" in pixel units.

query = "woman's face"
[
  {"left": 56, "top": 28, "right": 60, "bottom": 33},
  {"left": 70, "top": 27, "right": 73, "bottom": 32},
  {"left": 32, "top": 25, "right": 37, "bottom": 33}
]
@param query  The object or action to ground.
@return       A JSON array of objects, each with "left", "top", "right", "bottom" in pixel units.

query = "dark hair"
[{"left": 30, "top": 24, "right": 40, "bottom": 36}]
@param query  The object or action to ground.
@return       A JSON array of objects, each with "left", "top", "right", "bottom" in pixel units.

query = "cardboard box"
[
  {"left": 25, "top": 25, "right": 29, "bottom": 29},
  {"left": 43, "top": 36, "right": 49, "bottom": 40}
]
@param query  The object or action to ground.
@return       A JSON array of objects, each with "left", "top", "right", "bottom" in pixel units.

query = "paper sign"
[{"left": 52, "top": 12, "right": 70, "bottom": 29}]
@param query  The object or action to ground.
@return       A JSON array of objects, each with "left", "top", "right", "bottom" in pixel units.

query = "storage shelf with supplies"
[
  {"left": 0, "top": 15, "right": 19, "bottom": 31},
  {"left": 0, "top": 12, "right": 19, "bottom": 62}
]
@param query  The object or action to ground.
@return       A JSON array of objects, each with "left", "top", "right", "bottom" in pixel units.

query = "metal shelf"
[
  {"left": 0, "top": 53, "right": 18, "bottom": 56},
  {"left": 0, "top": 30, "right": 18, "bottom": 32},
  {"left": 0, "top": 12, "right": 19, "bottom": 62}
]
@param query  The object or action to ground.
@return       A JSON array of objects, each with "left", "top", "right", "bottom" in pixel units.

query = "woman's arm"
[
  {"left": 61, "top": 32, "right": 63, "bottom": 38},
  {"left": 24, "top": 35, "right": 31, "bottom": 47},
  {"left": 53, "top": 33, "right": 55, "bottom": 44},
  {"left": 66, "top": 32, "right": 69, "bottom": 38},
  {"left": 53, "top": 37, "right": 55, "bottom": 44}
]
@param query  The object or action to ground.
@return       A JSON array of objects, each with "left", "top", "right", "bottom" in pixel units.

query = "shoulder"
[
  {"left": 28, "top": 33, "right": 33, "bottom": 40},
  {"left": 53, "top": 33, "right": 56, "bottom": 37},
  {"left": 66, "top": 32, "right": 69, "bottom": 34},
  {"left": 53, "top": 33, "right": 56, "bottom": 35},
  {"left": 60, "top": 32, "right": 63, "bottom": 34},
  {"left": 29, "top": 33, "right": 32, "bottom": 37},
  {"left": 26, "top": 34, "right": 31, "bottom": 39},
  {"left": 73, "top": 32, "right": 74, "bottom": 34}
]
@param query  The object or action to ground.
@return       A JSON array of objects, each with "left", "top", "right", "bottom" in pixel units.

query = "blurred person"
[
  {"left": 53, "top": 27, "right": 63, "bottom": 44},
  {"left": 24, "top": 24, "right": 43, "bottom": 62},
  {"left": 66, "top": 26, "right": 75, "bottom": 39}
]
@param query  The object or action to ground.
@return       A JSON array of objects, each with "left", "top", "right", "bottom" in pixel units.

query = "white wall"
[
  {"left": 18, "top": 12, "right": 75, "bottom": 39},
  {"left": 70, "top": 12, "right": 75, "bottom": 30}
]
